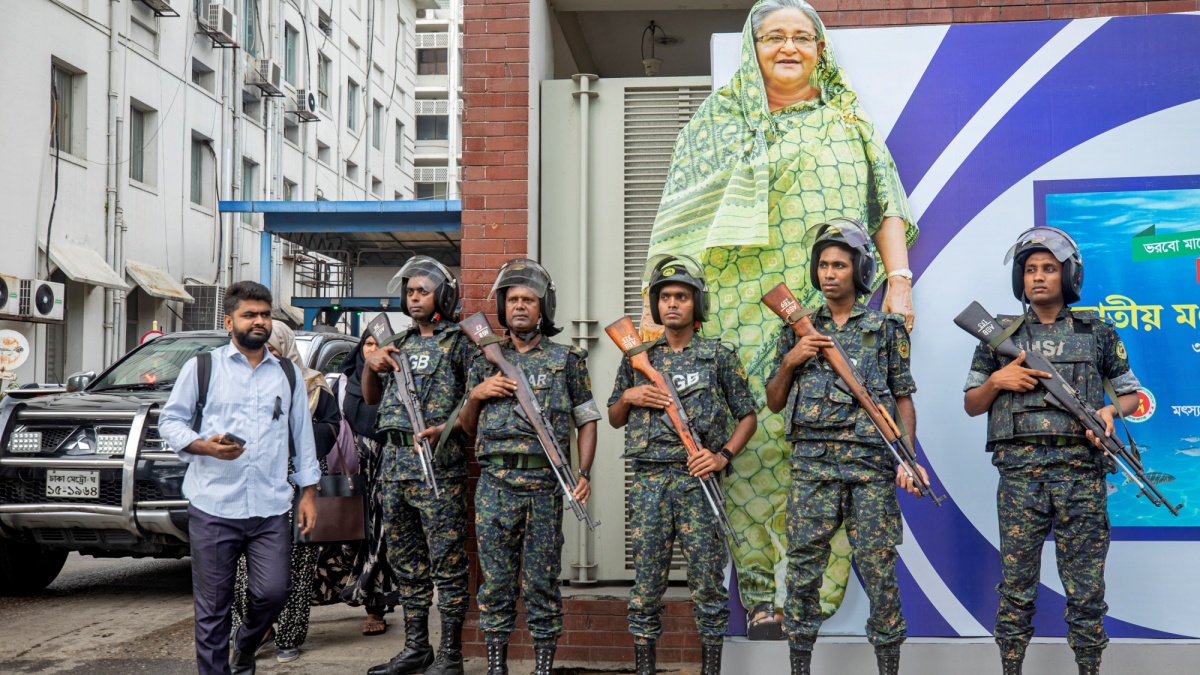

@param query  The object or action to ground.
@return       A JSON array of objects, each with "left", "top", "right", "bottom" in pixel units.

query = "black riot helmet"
[
  {"left": 646, "top": 254, "right": 709, "bottom": 325},
  {"left": 1004, "top": 226, "right": 1084, "bottom": 304},
  {"left": 489, "top": 258, "right": 561, "bottom": 337},
  {"left": 387, "top": 255, "right": 460, "bottom": 321},
  {"left": 805, "top": 217, "right": 877, "bottom": 296}
]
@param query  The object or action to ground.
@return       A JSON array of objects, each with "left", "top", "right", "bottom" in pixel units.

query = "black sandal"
[{"left": 746, "top": 602, "right": 784, "bottom": 641}]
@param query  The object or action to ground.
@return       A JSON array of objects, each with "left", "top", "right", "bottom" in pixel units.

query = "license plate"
[{"left": 45, "top": 470, "right": 100, "bottom": 499}]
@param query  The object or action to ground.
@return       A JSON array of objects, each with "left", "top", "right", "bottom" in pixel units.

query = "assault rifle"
[
  {"left": 604, "top": 317, "right": 746, "bottom": 556},
  {"left": 954, "top": 301, "right": 1181, "bottom": 516},
  {"left": 391, "top": 353, "right": 442, "bottom": 498},
  {"left": 761, "top": 283, "right": 943, "bottom": 505},
  {"left": 458, "top": 312, "right": 600, "bottom": 531}
]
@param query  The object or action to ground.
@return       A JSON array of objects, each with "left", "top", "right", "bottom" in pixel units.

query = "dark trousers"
[{"left": 189, "top": 505, "right": 292, "bottom": 675}]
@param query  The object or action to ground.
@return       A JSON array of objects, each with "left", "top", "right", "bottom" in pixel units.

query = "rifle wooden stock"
[
  {"left": 761, "top": 283, "right": 942, "bottom": 505},
  {"left": 459, "top": 312, "right": 600, "bottom": 530}
]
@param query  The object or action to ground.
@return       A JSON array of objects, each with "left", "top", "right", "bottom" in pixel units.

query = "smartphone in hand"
[{"left": 222, "top": 432, "right": 247, "bottom": 447}]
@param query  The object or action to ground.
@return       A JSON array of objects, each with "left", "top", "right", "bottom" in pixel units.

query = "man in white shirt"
[{"left": 159, "top": 281, "right": 319, "bottom": 675}]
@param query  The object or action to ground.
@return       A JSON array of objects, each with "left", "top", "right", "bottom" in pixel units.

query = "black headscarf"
[{"left": 340, "top": 332, "right": 385, "bottom": 442}]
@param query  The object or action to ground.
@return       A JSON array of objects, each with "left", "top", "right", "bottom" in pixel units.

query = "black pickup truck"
[{"left": 0, "top": 330, "right": 356, "bottom": 593}]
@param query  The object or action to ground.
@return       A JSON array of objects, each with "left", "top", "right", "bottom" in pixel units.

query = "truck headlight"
[
  {"left": 7, "top": 430, "right": 43, "bottom": 454},
  {"left": 96, "top": 434, "right": 127, "bottom": 455}
]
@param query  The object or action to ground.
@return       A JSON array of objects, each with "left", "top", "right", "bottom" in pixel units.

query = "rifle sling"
[
  {"left": 1102, "top": 376, "right": 1137, "bottom": 453},
  {"left": 988, "top": 314, "right": 1025, "bottom": 351}
]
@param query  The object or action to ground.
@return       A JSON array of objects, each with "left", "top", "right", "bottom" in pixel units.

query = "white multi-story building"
[
  {"left": 412, "top": 0, "right": 461, "bottom": 200},
  {"left": 0, "top": 0, "right": 445, "bottom": 388}
]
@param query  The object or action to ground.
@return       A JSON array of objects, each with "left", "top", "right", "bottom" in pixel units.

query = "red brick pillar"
[{"left": 460, "top": 0, "right": 532, "bottom": 322}]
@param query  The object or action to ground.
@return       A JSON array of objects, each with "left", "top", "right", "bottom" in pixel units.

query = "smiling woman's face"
[{"left": 754, "top": 8, "right": 825, "bottom": 93}]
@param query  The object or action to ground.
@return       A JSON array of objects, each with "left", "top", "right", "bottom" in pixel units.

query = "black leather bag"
[{"left": 292, "top": 414, "right": 368, "bottom": 545}]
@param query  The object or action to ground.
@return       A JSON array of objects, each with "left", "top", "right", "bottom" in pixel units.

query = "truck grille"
[{"left": 0, "top": 475, "right": 168, "bottom": 506}]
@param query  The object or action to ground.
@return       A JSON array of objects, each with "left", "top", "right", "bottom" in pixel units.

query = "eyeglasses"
[{"left": 754, "top": 33, "right": 819, "bottom": 48}]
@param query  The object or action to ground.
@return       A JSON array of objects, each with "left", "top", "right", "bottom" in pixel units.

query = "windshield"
[{"left": 90, "top": 335, "right": 230, "bottom": 390}]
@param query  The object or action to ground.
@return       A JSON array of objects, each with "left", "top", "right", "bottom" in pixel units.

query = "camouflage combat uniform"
[
  {"left": 607, "top": 335, "right": 757, "bottom": 647},
  {"left": 468, "top": 337, "right": 602, "bottom": 646},
  {"left": 375, "top": 320, "right": 477, "bottom": 623},
  {"left": 776, "top": 302, "right": 915, "bottom": 655},
  {"left": 964, "top": 308, "right": 1139, "bottom": 665}
]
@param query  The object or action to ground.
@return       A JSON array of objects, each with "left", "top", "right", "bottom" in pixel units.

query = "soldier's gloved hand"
[
  {"left": 784, "top": 334, "right": 834, "bottom": 368},
  {"left": 687, "top": 448, "right": 727, "bottom": 480},
  {"left": 572, "top": 476, "right": 591, "bottom": 504},
  {"left": 988, "top": 351, "right": 1052, "bottom": 392},
  {"left": 895, "top": 463, "right": 929, "bottom": 497},
  {"left": 471, "top": 373, "right": 518, "bottom": 401},
  {"left": 623, "top": 385, "right": 671, "bottom": 410},
  {"left": 366, "top": 345, "right": 402, "bottom": 373},
  {"left": 1086, "top": 406, "right": 1117, "bottom": 452}
]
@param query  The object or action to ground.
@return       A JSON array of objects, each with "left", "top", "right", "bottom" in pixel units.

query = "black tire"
[{"left": 0, "top": 539, "right": 69, "bottom": 595}]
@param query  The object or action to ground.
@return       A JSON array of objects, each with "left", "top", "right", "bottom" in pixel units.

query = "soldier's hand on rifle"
[
  {"left": 572, "top": 475, "right": 591, "bottom": 504},
  {"left": 895, "top": 463, "right": 929, "bottom": 497},
  {"left": 365, "top": 345, "right": 402, "bottom": 373},
  {"left": 416, "top": 424, "right": 444, "bottom": 444},
  {"left": 622, "top": 385, "right": 671, "bottom": 410},
  {"left": 1086, "top": 406, "right": 1117, "bottom": 453},
  {"left": 471, "top": 373, "right": 518, "bottom": 401},
  {"left": 783, "top": 334, "right": 834, "bottom": 368},
  {"left": 988, "top": 351, "right": 1052, "bottom": 392},
  {"left": 687, "top": 448, "right": 727, "bottom": 480}
]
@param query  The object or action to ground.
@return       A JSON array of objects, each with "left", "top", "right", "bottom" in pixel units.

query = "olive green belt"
[
  {"left": 1012, "top": 435, "right": 1082, "bottom": 447},
  {"left": 386, "top": 431, "right": 415, "bottom": 446},
  {"left": 480, "top": 454, "right": 551, "bottom": 470}
]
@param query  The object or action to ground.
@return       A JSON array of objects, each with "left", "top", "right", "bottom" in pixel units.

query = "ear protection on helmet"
[
  {"left": 1004, "top": 226, "right": 1084, "bottom": 304},
  {"left": 647, "top": 254, "right": 709, "bottom": 325},
  {"left": 388, "top": 256, "right": 460, "bottom": 320},
  {"left": 806, "top": 217, "right": 877, "bottom": 296},
  {"left": 489, "top": 258, "right": 561, "bottom": 337}
]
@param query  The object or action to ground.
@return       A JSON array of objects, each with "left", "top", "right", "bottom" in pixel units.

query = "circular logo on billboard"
[{"left": 1129, "top": 387, "right": 1156, "bottom": 423}]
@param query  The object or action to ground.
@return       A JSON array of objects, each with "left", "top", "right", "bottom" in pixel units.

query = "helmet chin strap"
[{"left": 511, "top": 318, "right": 541, "bottom": 343}]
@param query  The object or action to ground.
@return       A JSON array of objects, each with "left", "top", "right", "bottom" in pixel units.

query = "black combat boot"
[
  {"left": 634, "top": 642, "right": 656, "bottom": 675},
  {"left": 367, "top": 615, "right": 434, "bottom": 675},
  {"left": 790, "top": 648, "right": 812, "bottom": 675},
  {"left": 423, "top": 621, "right": 465, "bottom": 675},
  {"left": 701, "top": 642, "right": 722, "bottom": 675},
  {"left": 485, "top": 642, "right": 508, "bottom": 675},
  {"left": 876, "top": 651, "right": 900, "bottom": 675},
  {"left": 1078, "top": 662, "right": 1101, "bottom": 675},
  {"left": 533, "top": 639, "right": 556, "bottom": 675},
  {"left": 1002, "top": 657, "right": 1023, "bottom": 675}
]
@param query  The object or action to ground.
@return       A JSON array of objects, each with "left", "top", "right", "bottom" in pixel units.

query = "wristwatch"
[
  {"left": 887, "top": 268, "right": 914, "bottom": 281},
  {"left": 717, "top": 448, "right": 735, "bottom": 463},
  {"left": 578, "top": 469, "right": 592, "bottom": 481}
]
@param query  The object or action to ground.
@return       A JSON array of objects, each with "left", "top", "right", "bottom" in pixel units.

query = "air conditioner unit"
[
  {"left": 207, "top": 3, "right": 238, "bottom": 45},
  {"left": 247, "top": 58, "right": 283, "bottom": 96},
  {"left": 19, "top": 279, "right": 65, "bottom": 322},
  {"left": 289, "top": 89, "right": 318, "bottom": 121},
  {"left": 0, "top": 274, "right": 20, "bottom": 317},
  {"left": 182, "top": 284, "right": 226, "bottom": 331}
]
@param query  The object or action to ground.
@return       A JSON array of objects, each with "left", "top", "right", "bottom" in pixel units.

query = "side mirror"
[{"left": 66, "top": 371, "right": 96, "bottom": 393}]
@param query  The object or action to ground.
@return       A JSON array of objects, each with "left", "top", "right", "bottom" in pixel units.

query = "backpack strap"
[
  {"left": 279, "top": 358, "right": 298, "bottom": 461},
  {"left": 191, "top": 352, "right": 213, "bottom": 433}
]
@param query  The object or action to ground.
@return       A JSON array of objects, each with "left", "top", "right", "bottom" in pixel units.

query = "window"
[
  {"left": 191, "top": 58, "right": 215, "bottom": 93},
  {"left": 345, "top": 160, "right": 359, "bottom": 183},
  {"left": 284, "top": 24, "right": 298, "bottom": 86},
  {"left": 394, "top": 121, "right": 404, "bottom": 165},
  {"left": 416, "top": 115, "right": 448, "bottom": 141},
  {"left": 283, "top": 118, "right": 299, "bottom": 145},
  {"left": 242, "top": 90, "right": 262, "bottom": 124},
  {"left": 372, "top": 101, "right": 383, "bottom": 150},
  {"left": 129, "top": 104, "right": 157, "bottom": 185},
  {"left": 317, "top": 9, "right": 332, "bottom": 37},
  {"left": 417, "top": 49, "right": 448, "bottom": 76},
  {"left": 416, "top": 182, "right": 447, "bottom": 200},
  {"left": 347, "top": 79, "right": 359, "bottom": 131},
  {"left": 371, "top": 177, "right": 383, "bottom": 198},
  {"left": 241, "top": 159, "right": 257, "bottom": 223},
  {"left": 317, "top": 140, "right": 331, "bottom": 165},
  {"left": 283, "top": 179, "right": 297, "bottom": 200},
  {"left": 317, "top": 53, "right": 331, "bottom": 110},
  {"left": 50, "top": 64, "right": 84, "bottom": 157},
  {"left": 190, "top": 137, "right": 210, "bottom": 206},
  {"left": 242, "top": 0, "right": 257, "bottom": 57}
]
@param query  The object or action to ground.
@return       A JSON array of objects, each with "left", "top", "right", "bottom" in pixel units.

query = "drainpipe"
[
  {"left": 447, "top": 0, "right": 459, "bottom": 199},
  {"left": 570, "top": 73, "right": 598, "bottom": 584},
  {"left": 102, "top": 0, "right": 123, "bottom": 367},
  {"left": 363, "top": 0, "right": 375, "bottom": 200},
  {"left": 113, "top": 118, "right": 126, "bottom": 363}
]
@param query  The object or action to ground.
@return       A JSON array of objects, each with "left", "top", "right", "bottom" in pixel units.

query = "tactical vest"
[
  {"left": 785, "top": 310, "right": 897, "bottom": 448},
  {"left": 376, "top": 324, "right": 468, "bottom": 470},
  {"left": 986, "top": 312, "right": 1103, "bottom": 449},
  {"left": 625, "top": 339, "right": 729, "bottom": 462},
  {"left": 478, "top": 340, "right": 576, "bottom": 455}
]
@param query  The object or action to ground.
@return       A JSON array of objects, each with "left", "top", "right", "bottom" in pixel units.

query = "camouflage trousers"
[
  {"left": 995, "top": 475, "right": 1109, "bottom": 664},
  {"left": 784, "top": 476, "right": 905, "bottom": 653},
  {"left": 627, "top": 466, "right": 730, "bottom": 646},
  {"left": 475, "top": 472, "right": 565, "bottom": 644},
  {"left": 381, "top": 477, "right": 470, "bottom": 622}
]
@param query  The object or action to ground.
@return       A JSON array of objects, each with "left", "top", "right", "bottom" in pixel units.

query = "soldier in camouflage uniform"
[
  {"left": 458, "top": 259, "right": 601, "bottom": 675},
  {"left": 363, "top": 257, "right": 475, "bottom": 675},
  {"left": 608, "top": 256, "right": 759, "bottom": 675},
  {"left": 765, "top": 220, "right": 926, "bottom": 675},
  {"left": 963, "top": 227, "right": 1141, "bottom": 675}
]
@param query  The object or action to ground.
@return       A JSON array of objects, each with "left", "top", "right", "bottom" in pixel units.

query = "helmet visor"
[
  {"left": 388, "top": 257, "right": 451, "bottom": 295},
  {"left": 488, "top": 258, "right": 552, "bottom": 299},
  {"left": 801, "top": 218, "right": 873, "bottom": 253},
  {"left": 1003, "top": 227, "right": 1079, "bottom": 265}
]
